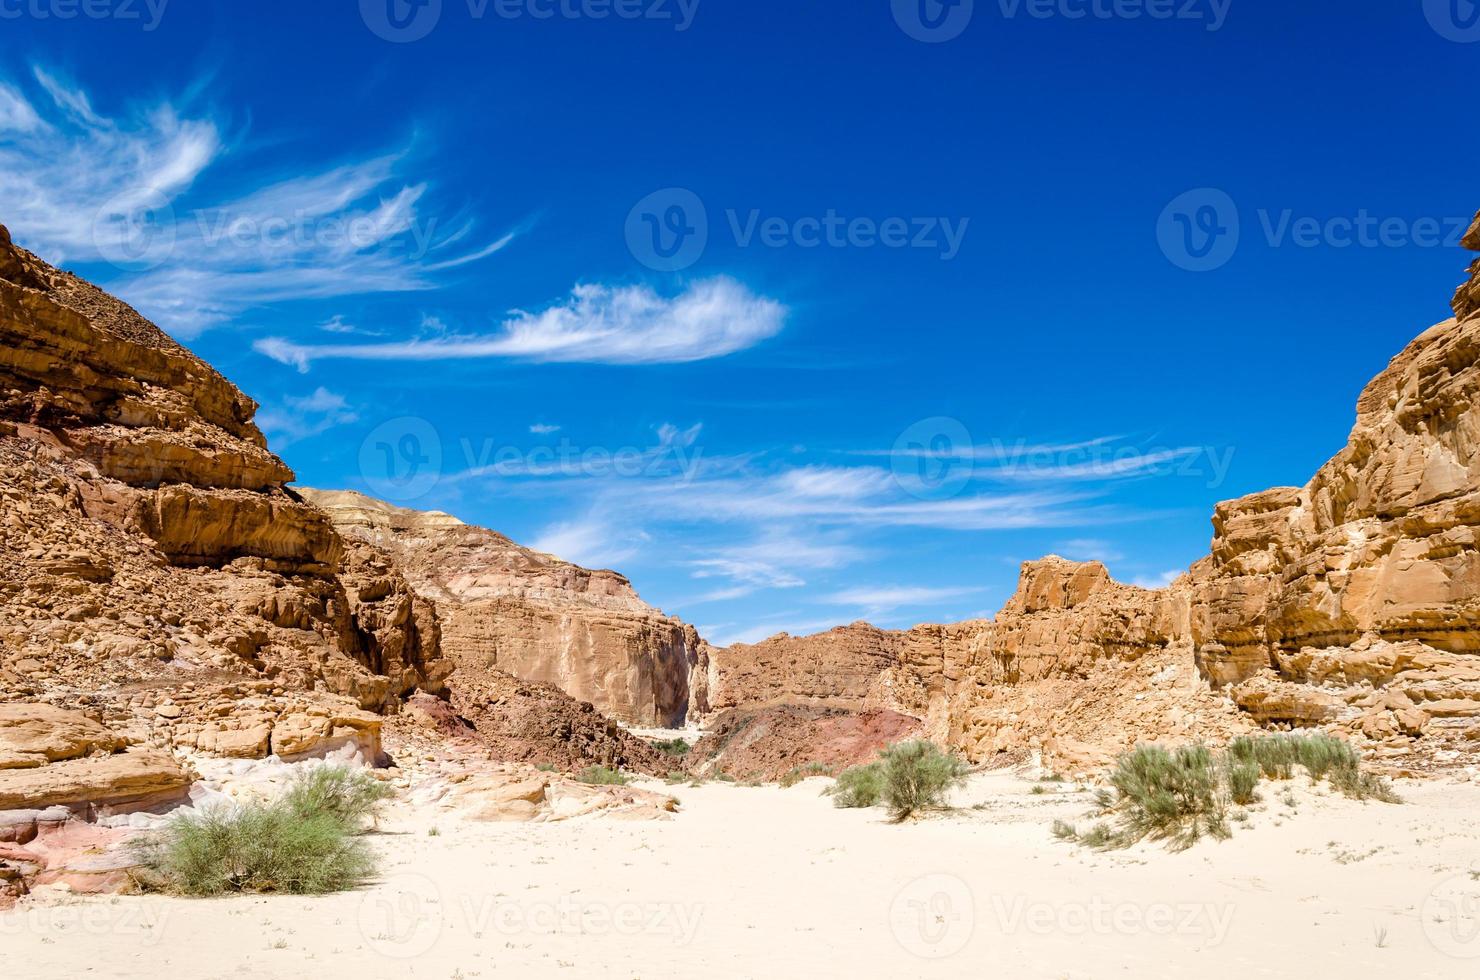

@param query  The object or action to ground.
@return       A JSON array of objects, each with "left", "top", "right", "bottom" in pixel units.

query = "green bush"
[
  {"left": 1101, "top": 744, "right": 1229, "bottom": 851},
  {"left": 282, "top": 765, "right": 391, "bottom": 828},
  {"left": 1226, "top": 759, "right": 1262, "bottom": 806},
  {"left": 878, "top": 740, "right": 969, "bottom": 821},
  {"left": 827, "top": 762, "right": 885, "bottom": 808},
  {"left": 828, "top": 741, "right": 967, "bottom": 819},
  {"left": 575, "top": 765, "right": 630, "bottom": 786},
  {"left": 1226, "top": 733, "right": 1397, "bottom": 801},
  {"left": 779, "top": 762, "right": 834, "bottom": 788},
  {"left": 650, "top": 738, "right": 691, "bottom": 757},
  {"left": 1057, "top": 735, "right": 1399, "bottom": 851},
  {"left": 131, "top": 765, "right": 387, "bottom": 896}
]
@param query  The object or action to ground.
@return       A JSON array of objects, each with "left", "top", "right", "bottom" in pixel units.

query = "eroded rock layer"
[
  {"left": 706, "top": 214, "right": 1480, "bottom": 772},
  {"left": 302, "top": 489, "right": 703, "bottom": 727},
  {"left": 0, "top": 226, "right": 450, "bottom": 798}
]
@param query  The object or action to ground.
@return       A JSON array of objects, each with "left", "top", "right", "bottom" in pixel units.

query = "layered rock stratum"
[
  {"left": 0, "top": 225, "right": 458, "bottom": 789},
  {"left": 302, "top": 489, "right": 703, "bottom": 727},
  {"left": 703, "top": 213, "right": 1480, "bottom": 773}
]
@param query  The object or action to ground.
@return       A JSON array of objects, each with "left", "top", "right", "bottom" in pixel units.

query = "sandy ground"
[{"left": 7, "top": 769, "right": 1480, "bottom": 979}]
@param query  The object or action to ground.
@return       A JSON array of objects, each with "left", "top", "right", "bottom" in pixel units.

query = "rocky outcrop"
[
  {"left": 0, "top": 705, "right": 190, "bottom": 816},
  {"left": 405, "top": 673, "right": 673, "bottom": 776},
  {"left": 303, "top": 489, "right": 702, "bottom": 727},
  {"left": 0, "top": 225, "right": 450, "bottom": 809},
  {"left": 704, "top": 219, "right": 1480, "bottom": 772},
  {"left": 689, "top": 704, "right": 923, "bottom": 782}
]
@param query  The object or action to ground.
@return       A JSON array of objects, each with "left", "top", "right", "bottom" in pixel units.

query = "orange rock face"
[
  {"left": 303, "top": 489, "right": 703, "bottom": 727},
  {"left": 0, "top": 226, "right": 449, "bottom": 787}
]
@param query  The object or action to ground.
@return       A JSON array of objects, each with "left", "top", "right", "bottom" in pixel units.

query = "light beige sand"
[{"left": 7, "top": 770, "right": 1480, "bottom": 979}]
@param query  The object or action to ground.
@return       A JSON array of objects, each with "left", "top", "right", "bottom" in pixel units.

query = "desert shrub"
[
  {"left": 1227, "top": 734, "right": 1396, "bottom": 801},
  {"left": 574, "top": 766, "right": 630, "bottom": 786},
  {"left": 1330, "top": 765, "right": 1401, "bottom": 803},
  {"left": 827, "top": 762, "right": 885, "bottom": 808},
  {"left": 1226, "top": 759, "right": 1262, "bottom": 806},
  {"left": 1100, "top": 744, "right": 1228, "bottom": 851},
  {"left": 133, "top": 799, "right": 376, "bottom": 896},
  {"left": 282, "top": 765, "right": 391, "bottom": 829},
  {"left": 878, "top": 740, "right": 969, "bottom": 822},
  {"left": 1057, "top": 735, "right": 1399, "bottom": 851},
  {"left": 1051, "top": 819, "right": 1078, "bottom": 841},
  {"left": 779, "top": 762, "right": 834, "bottom": 788},
  {"left": 651, "top": 738, "right": 691, "bottom": 757}
]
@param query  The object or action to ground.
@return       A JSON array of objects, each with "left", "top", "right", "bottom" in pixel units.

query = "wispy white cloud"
[
  {"left": 1131, "top": 570, "right": 1182, "bottom": 589},
  {"left": 253, "top": 277, "right": 786, "bottom": 370},
  {"left": 530, "top": 515, "right": 649, "bottom": 571},
  {"left": 0, "top": 67, "right": 514, "bottom": 337},
  {"left": 255, "top": 387, "right": 359, "bottom": 447},
  {"left": 816, "top": 584, "right": 986, "bottom": 623},
  {"left": 717, "top": 617, "right": 854, "bottom": 648},
  {"left": 820, "top": 585, "right": 983, "bottom": 609},
  {"left": 1055, "top": 538, "right": 1125, "bottom": 563},
  {"left": 529, "top": 423, "right": 562, "bottom": 435}
]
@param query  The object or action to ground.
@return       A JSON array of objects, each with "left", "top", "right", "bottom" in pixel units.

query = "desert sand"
[{"left": 7, "top": 768, "right": 1480, "bottom": 980}]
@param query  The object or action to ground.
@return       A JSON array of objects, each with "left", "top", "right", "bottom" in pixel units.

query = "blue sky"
[{"left": 2, "top": 1, "right": 1476, "bottom": 643}]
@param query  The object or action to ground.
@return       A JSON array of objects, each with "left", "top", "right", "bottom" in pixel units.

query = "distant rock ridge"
[
  {"left": 704, "top": 210, "right": 1480, "bottom": 772},
  {"left": 302, "top": 489, "right": 704, "bottom": 727}
]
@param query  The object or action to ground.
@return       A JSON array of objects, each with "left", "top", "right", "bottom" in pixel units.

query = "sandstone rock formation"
[
  {"left": 0, "top": 225, "right": 450, "bottom": 803},
  {"left": 402, "top": 680, "right": 671, "bottom": 776},
  {"left": 704, "top": 215, "right": 1480, "bottom": 772},
  {"left": 689, "top": 704, "right": 922, "bottom": 782},
  {"left": 303, "top": 489, "right": 702, "bottom": 727}
]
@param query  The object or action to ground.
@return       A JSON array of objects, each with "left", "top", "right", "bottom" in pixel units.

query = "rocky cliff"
[
  {"left": 706, "top": 212, "right": 1480, "bottom": 772},
  {"left": 301, "top": 489, "right": 703, "bottom": 727},
  {"left": 0, "top": 225, "right": 451, "bottom": 800}
]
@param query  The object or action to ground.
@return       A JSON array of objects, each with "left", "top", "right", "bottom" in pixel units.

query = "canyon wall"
[
  {"left": 0, "top": 225, "right": 451, "bottom": 805},
  {"left": 705, "top": 213, "right": 1480, "bottom": 771},
  {"left": 302, "top": 489, "right": 703, "bottom": 727}
]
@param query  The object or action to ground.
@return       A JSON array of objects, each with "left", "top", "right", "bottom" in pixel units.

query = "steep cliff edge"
[
  {"left": 0, "top": 225, "right": 450, "bottom": 785},
  {"left": 301, "top": 489, "right": 703, "bottom": 727},
  {"left": 706, "top": 213, "right": 1480, "bottom": 771}
]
